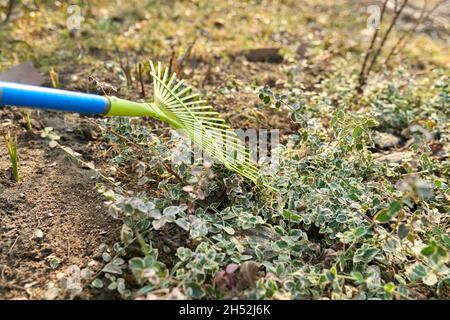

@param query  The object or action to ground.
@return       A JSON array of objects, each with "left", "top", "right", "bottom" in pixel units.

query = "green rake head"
[{"left": 144, "top": 61, "right": 275, "bottom": 190}]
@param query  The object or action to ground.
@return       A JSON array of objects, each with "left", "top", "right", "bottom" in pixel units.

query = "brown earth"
[{"left": 0, "top": 111, "right": 119, "bottom": 299}]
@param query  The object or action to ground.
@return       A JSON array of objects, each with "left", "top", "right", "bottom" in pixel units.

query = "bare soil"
[{"left": 0, "top": 111, "right": 119, "bottom": 299}]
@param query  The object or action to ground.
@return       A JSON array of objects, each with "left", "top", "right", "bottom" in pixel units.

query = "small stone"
[
  {"left": 373, "top": 131, "right": 402, "bottom": 150},
  {"left": 44, "top": 287, "right": 60, "bottom": 300},
  {"left": 374, "top": 151, "right": 414, "bottom": 164},
  {"left": 88, "top": 260, "right": 98, "bottom": 268}
]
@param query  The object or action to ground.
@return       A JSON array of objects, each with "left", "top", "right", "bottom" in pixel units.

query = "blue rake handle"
[{"left": 0, "top": 81, "right": 110, "bottom": 115}]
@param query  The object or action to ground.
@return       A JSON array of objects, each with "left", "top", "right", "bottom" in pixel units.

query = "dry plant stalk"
[{"left": 2, "top": 129, "right": 19, "bottom": 182}]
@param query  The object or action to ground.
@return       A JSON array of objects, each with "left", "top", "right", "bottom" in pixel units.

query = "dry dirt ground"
[{"left": 0, "top": 110, "right": 119, "bottom": 299}]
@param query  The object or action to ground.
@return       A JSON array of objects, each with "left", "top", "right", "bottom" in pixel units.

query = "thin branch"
[
  {"left": 177, "top": 37, "right": 198, "bottom": 72},
  {"left": 365, "top": 0, "right": 409, "bottom": 76},
  {"left": 115, "top": 46, "right": 133, "bottom": 88},
  {"left": 357, "top": 0, "right": 389, "bottom": 91},
  {"left": 384, "top": 0, "right": 447, "bottom": 65},
  {"left": 1, "top": 0, "right": 14, "bottom": 25},
  {"left": 138, "top": 63, "right": 146, "bottom": 98},
  {"left": 168, "top": 49, "right": 176, "bottom": 76}
]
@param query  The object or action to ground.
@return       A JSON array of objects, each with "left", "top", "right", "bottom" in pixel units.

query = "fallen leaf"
[
  {"left": 0, "top": 61, "right": 45, "bottom": 85},
  {"left": 244, "top": 48, "right": 283, "bottom": 63},
  {"left": 238, "top": 261, "right": 259, "bottom": 289}
]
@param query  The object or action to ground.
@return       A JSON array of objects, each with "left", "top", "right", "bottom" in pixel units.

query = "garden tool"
[{"left": 0, "top": 61, "right": 273, "bottom": 189}]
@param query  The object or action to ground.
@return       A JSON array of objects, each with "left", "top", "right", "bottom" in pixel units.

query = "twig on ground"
[{"left": 8, "top": 236, "right": 19, "bottom": 254}]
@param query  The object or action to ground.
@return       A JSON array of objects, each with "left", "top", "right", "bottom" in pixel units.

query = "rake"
[{"left": 0, "top": 61, "right": 274, "bottom": 190}]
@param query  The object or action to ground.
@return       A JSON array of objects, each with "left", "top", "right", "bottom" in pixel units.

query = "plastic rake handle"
[{"left": 0, "top": 81, "right": 157, "bottom": 117}]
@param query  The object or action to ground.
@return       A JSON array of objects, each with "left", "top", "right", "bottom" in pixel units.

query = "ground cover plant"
[{"left": 0, "top": 0, "right": 448, "bottom": 300}]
